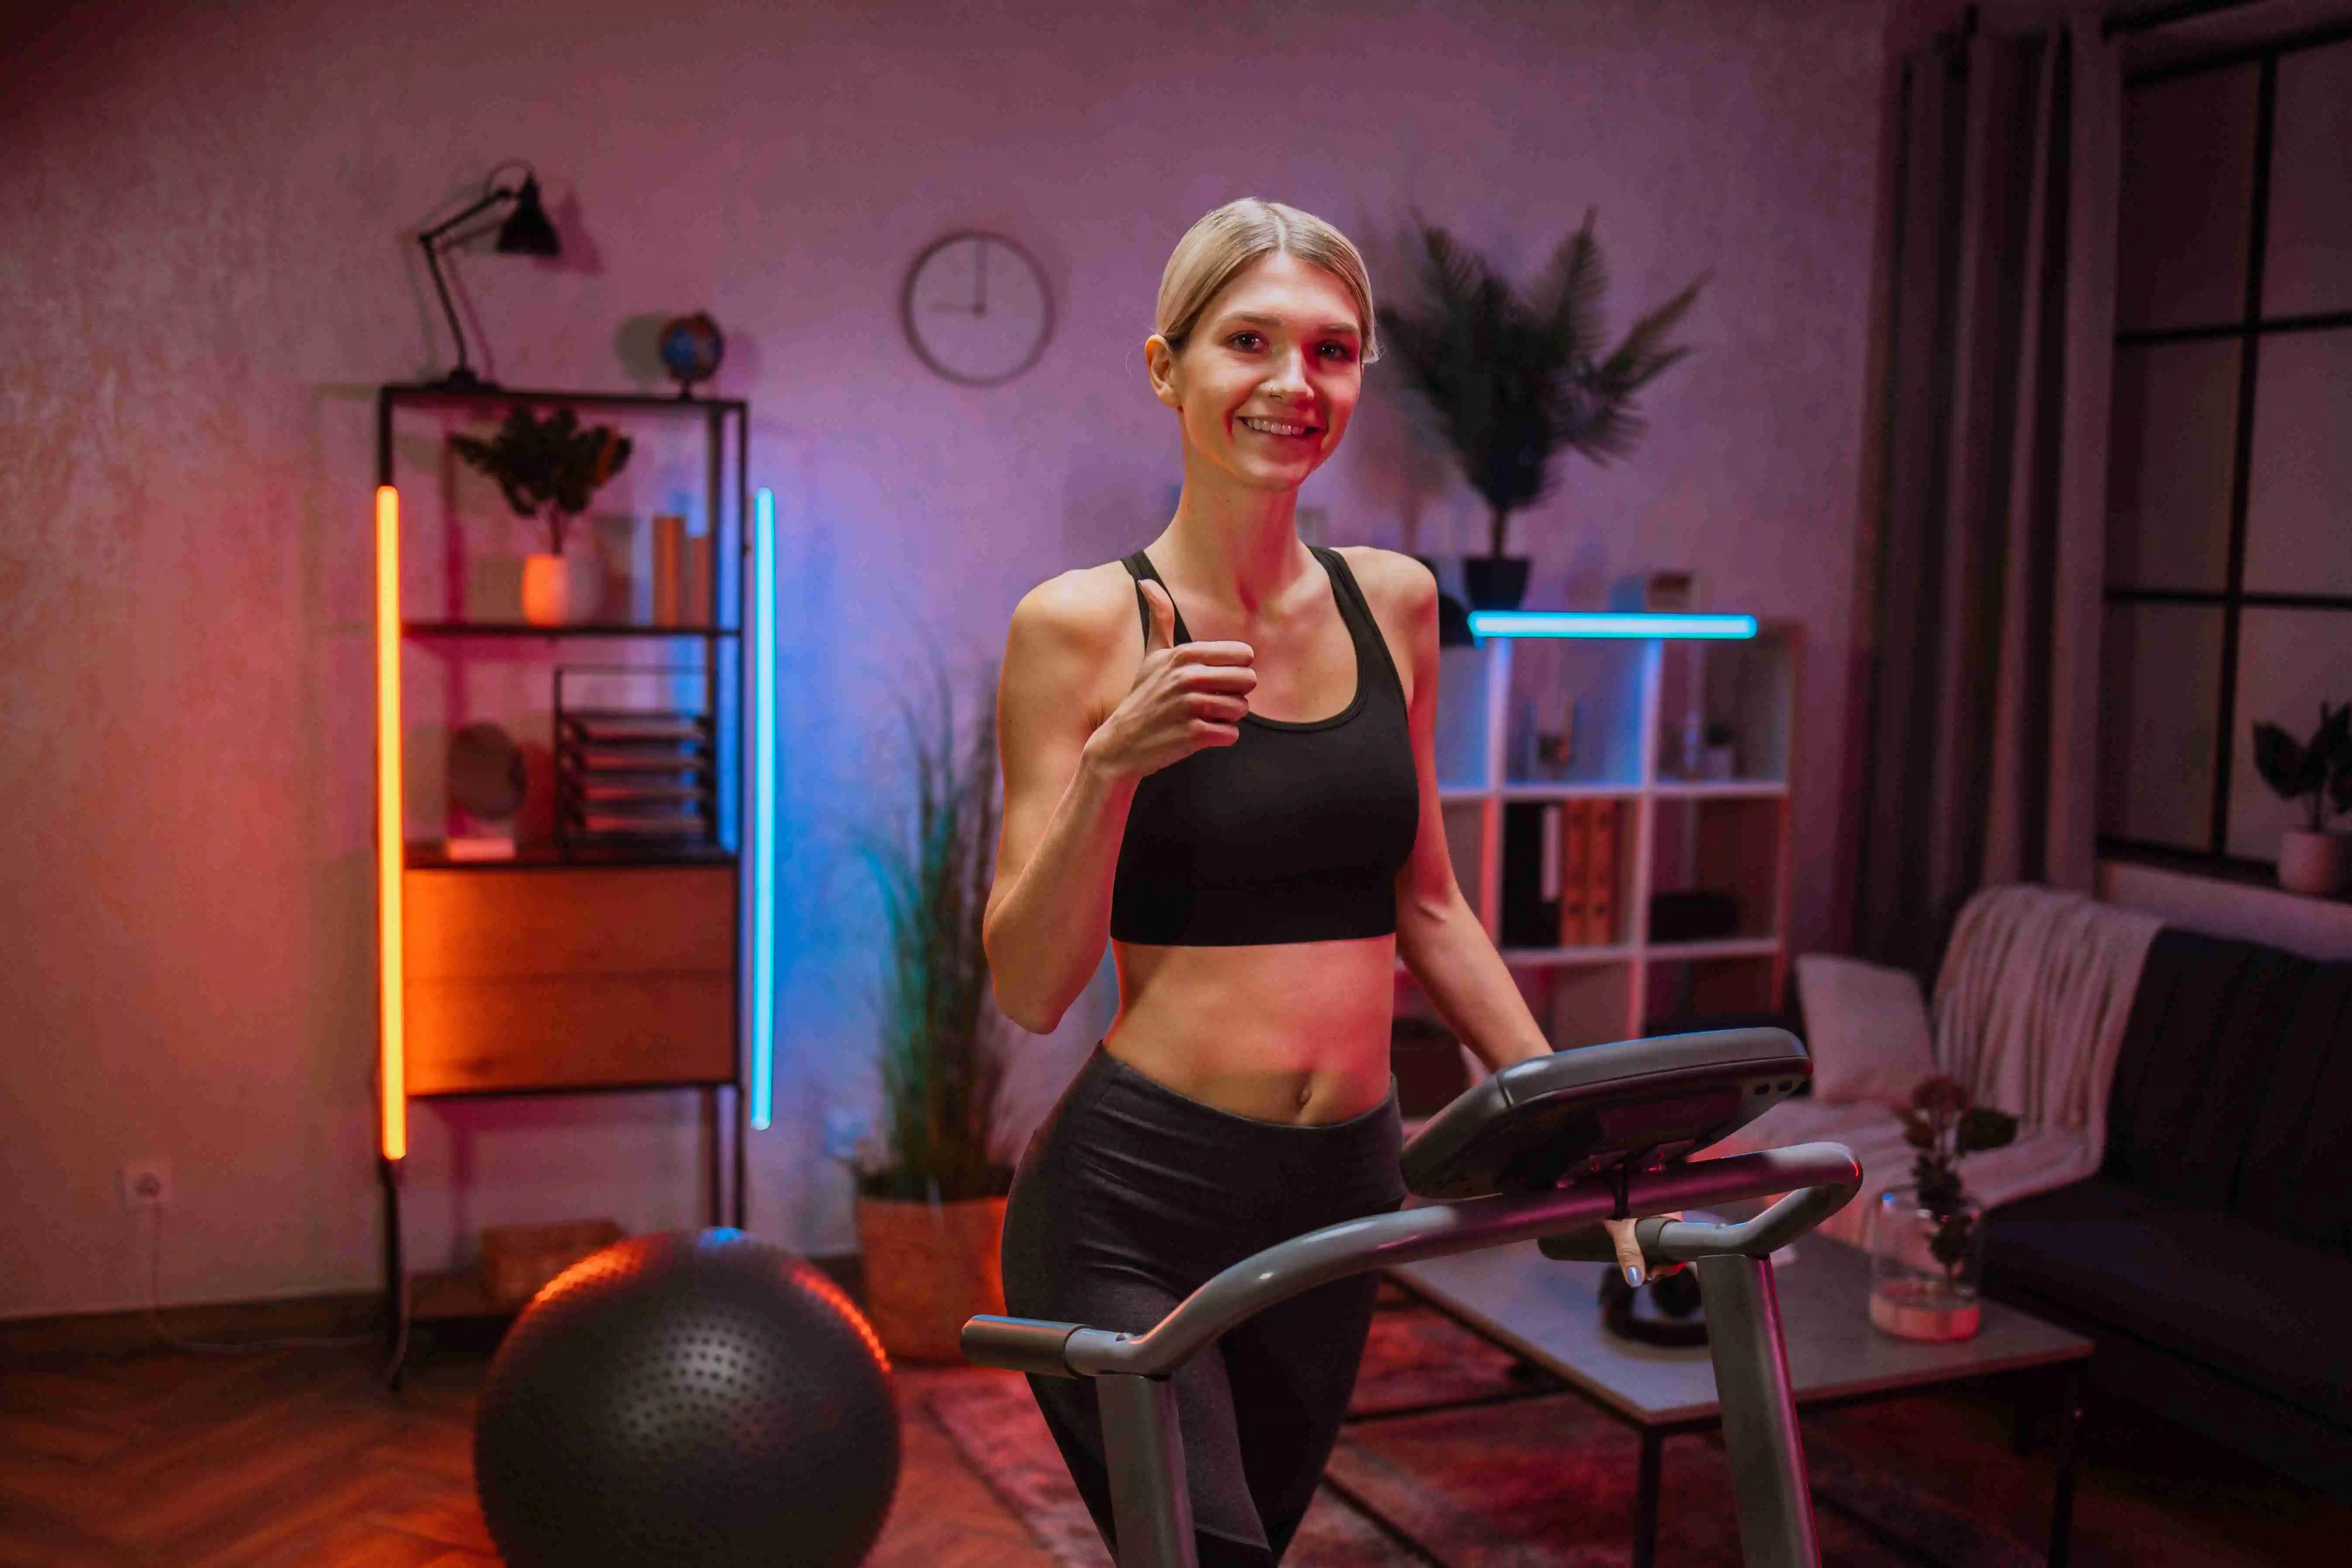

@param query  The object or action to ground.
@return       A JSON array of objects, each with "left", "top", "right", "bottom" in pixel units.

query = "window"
[{"left": 2100, "top": 27, "right": 2352, "bottom": 870}]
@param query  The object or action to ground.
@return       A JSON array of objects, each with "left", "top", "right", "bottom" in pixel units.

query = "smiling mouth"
[{"left": 1239, "top": 416, "right": 1318, "bottom": 438}]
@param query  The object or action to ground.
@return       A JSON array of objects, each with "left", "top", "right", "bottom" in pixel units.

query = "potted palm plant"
[
  {"left": 451, "top": 405, "right": 633, "bottom": 625},
  {"left": 851, "top": 663, "right": 1016, "bottom": 1360},
  {"left": 2253, "top": 702, "right": 2352, "bottom": 897},
  {"left": 1377, "top": 213, "right": 1704, "bottom": 610}
]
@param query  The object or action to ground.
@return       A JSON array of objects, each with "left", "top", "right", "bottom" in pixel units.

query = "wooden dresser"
[{"left": 402, "top": 864, "right": 737, "bottom": 1096}]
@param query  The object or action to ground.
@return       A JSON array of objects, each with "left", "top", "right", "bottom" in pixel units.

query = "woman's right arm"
[{"left": 984, "top": 570, "right": 1253, "bottom": 1033}]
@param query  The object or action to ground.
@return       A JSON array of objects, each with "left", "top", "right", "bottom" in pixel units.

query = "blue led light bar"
[
  {"left": 749, "top": 488, "right": 779, "bottom": 1132},
  {"left": 1466, "top": 610, "right": 1758, "bottom": 640}
]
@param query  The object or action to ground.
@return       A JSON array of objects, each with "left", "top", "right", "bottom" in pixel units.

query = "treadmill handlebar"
[{"left": 959, "top": 1142, "right": 1859, "bottom": 1380}]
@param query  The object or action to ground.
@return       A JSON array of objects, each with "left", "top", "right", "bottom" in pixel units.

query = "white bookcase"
[{"left": 1410, "top": 624, "right": 1800, "bottom": 1049}]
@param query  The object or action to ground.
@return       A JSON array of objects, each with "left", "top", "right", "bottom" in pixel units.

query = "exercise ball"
[{"left": 474, "top": 1229, "right": 901, "bottom": 1568}]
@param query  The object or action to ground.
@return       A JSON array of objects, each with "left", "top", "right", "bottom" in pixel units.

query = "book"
[
  {"left": 684, "top": 530, "right": 712, "bottom": 624},
  {"left": 652, "top": 514, "right": 686, "bottom": 625},
  {"left": 1499, "top": 802, "right": 1562, "bottom": 948},
  {"left": 1586, "top": 801, "right": 1619, "bottom": 944},
  {"left": 1558, "top": 801, "right": 1590, "bottom": 947}
]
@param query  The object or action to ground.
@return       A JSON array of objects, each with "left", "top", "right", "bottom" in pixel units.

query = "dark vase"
[
  {"left": 1461, "top": 556, "right": 1531, "bottom": 611},
  {"left": 1414, "top": 555, "right": 1476, "bottom": 646}
]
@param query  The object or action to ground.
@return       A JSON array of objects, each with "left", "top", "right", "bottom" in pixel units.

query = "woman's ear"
[{"left": 1144, "top": 335, "right": 1183, "bottom": 411}]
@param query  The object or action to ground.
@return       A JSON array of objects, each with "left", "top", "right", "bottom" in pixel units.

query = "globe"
[{"left": 658, "top": 313, "right": 725, "bottom": 395}]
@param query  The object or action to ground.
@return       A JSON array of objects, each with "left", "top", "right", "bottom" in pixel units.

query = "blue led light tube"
[
  {"left": 1466, "top": 610, "right": 1758, "bottom": 640},
  {"left": 749, "top": 488, "right": 778, "bottom": 1131}
]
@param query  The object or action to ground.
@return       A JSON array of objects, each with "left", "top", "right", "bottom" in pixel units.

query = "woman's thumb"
[{"left": 1140, "top": 580, "right": 1176, "bottom": 652}]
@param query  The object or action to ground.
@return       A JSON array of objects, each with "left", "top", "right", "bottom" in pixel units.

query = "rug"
[{"left": 927, "top": 1301, "right": 2042, "bottom": 1568}]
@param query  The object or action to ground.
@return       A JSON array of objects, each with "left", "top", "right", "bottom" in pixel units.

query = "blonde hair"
[{"left": 1154, "top": 199, "right": 1379, "bottom": 363}]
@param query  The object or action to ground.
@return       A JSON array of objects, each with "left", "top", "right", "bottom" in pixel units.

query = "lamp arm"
[{"left": 416, "top": 188, "right": 519, "bottom": 384}]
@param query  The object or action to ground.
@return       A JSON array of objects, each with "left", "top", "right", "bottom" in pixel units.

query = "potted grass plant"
[
  {"left": 1377, "top": 212, "right": 1704, "bottom": 609},
  {"left": 2252, "top": 701, "right": 2352, "bottom": 897},
  {"left": 451, "top": 405, "right": 633, "bottom": 624},
  {"left": 851, "top": 662, "right": 1016, "bottom": 1360}
]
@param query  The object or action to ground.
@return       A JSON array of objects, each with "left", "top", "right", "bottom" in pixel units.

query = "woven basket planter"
[{"left": 853, "top": 1194, "right": 1008, "bottom": 1362}]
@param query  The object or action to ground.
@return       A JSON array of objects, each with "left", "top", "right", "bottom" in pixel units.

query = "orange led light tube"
[{"left": 375, "top": 485, "right": 407, "bottom": 1160}]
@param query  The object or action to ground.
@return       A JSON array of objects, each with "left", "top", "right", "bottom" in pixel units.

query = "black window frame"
[{"left": 2101, "top": 21, "right": 2352, "bottom": 875}]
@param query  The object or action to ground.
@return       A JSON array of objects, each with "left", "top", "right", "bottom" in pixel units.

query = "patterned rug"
[{"left": 927, "top": 1299, "right": 2042, "bottom": 1568}]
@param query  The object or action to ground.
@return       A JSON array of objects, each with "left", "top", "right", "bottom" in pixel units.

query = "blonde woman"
[{"left": 985, "top": 199, "right": 1553, "bottom": 1567}]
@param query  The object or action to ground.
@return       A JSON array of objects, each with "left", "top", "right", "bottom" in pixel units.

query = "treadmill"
[{"left": 964, "top": 1028, "right": 1860, "bottom": 1568}]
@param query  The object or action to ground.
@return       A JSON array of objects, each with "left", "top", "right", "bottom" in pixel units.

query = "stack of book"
[
  {"left": 1500, "top": 799, "right": 1621, "bottom": 949},
  {"left": 555, "top": 707, "right": 716, "bottom": 847}
]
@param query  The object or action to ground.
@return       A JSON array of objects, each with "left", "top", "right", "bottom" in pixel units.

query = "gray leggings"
[{"left": 1000, "top": 1046, "right": 1404, "bottom": 1568}]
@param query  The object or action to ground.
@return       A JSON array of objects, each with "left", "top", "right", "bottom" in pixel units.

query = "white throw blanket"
[{"left": 1722, "top": 885, "right": 2164, "bottom": 1246}]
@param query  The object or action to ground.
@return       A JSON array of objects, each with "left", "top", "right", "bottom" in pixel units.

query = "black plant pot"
[
  {"left": 1414, "top": 556, "right": 1476, "bottom": 647},
  {"left": 1461, "top": 556, "right": 1531, "bottom": 611}
]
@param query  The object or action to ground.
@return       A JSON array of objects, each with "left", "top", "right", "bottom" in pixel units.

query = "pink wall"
[{"left": 0, "top": 0, "right": 1894, "bottom": 1316}]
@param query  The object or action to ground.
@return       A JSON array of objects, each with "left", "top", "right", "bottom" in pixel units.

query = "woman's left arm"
[{"left": 1353, "top": 550, "right": 1552, "bottom": 1073}]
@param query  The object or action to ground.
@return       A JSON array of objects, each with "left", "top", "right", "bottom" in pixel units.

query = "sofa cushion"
[
  {"left": 1985, "top": 1179, "right": 2352, "bottom": 1427},
  {"left": 2232, "top": 959, "right": 2352, "bottom": 1256},
  {"left": 1796, "top": 954, "right": 1937, "bottom": 1106},
  {"left": 2102, "top": 931, "right": 2311, "bottom": 1211}
]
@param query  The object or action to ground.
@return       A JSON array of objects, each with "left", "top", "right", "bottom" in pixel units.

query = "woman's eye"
[
  {"left": 1229, "top": 332, "right": 1264, "bottom": 351},
  {"left": 1318, "top": 341, "right": 1357, "bottom": 362}
]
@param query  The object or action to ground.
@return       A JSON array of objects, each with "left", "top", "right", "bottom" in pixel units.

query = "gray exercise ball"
[{"left": 474, "top": 1229, "right": 901, "bottom": 1568}]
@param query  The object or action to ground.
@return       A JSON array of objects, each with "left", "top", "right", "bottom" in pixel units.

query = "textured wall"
[{"left": 0, "top": 0, "right": 1892, "bottom": 1316}]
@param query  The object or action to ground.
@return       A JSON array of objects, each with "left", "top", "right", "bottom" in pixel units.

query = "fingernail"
[{"left": 1624, "top": 1265, "right": 1643, "bottom": 1288}]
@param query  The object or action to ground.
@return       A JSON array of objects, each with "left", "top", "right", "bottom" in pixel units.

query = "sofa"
[{"left": 1981, "top": 926, "right": 2352, "bottom": 1500}]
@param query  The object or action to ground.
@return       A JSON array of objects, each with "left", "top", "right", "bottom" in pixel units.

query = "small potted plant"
[
  {"left": 1377, "top": 213, "right": 1703, "bottom": 610},
  {"left": 849, "top": 663, "right": 1016, "bottom": 1360},
  {"left": 1867, "top": 1076, "right": 2017, "bottom": 1342},
  {"left": 2252, "top": 702, "right": 2352, "bottom": 897},
  {"left": 451, "top": 406, "right": 633, "bottom": 625}
]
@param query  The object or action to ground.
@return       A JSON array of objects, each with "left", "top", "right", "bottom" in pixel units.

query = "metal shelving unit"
[{"left": 371, "top": 383, "right": 755, "bottom": 1362}]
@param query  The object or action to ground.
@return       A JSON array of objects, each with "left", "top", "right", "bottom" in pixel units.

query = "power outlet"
[{"left": 121, "top": 1159, "right": 173, "bottom": 1210}]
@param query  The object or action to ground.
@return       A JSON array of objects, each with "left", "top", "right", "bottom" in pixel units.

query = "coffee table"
[{"left": 1380, "top": 1232, "right": 2092, "bottom": 1568}]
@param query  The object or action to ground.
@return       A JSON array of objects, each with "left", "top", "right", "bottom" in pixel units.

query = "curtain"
[{"left": 1853, "top": 17, "right": 2124, "bottom": 976}]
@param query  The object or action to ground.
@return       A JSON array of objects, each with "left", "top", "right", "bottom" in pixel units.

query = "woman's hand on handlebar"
[{"left": 1082, "top": 579, "right": 1257, "bottom": 782}]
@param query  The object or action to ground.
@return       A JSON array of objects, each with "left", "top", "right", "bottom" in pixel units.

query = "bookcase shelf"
[{"left": 1407, "top": 624, "right": 1799, "bottom": 1051}]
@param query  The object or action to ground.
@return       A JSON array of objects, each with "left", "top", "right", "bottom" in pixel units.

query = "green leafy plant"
[
  {"left": 1377, "top": 212, "right": 1705, "bottom": 559},
  {"left": 449, "top": 405, "right": 633, "bottom": 556},
  {"left": 2252, "top": 701, "right": 2352, "bottom": 832},
  {"left": 857, "top": 661, "right": 1013, "bottom": 1203},
  {"left": 1898, "top": 1076, "right": 2017, "bottom": 1276}
]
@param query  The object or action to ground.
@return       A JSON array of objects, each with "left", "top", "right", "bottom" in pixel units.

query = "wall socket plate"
[{"left": 120, "top": 1159, "right": 173, "bottom": 1209}]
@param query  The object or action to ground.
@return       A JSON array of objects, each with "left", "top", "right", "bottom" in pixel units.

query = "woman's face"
[{"left": 1148, "top": 251, "right": 1365, "bottom": 493}]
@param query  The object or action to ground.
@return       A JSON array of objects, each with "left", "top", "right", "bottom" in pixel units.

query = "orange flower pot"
[{"left": 853, "top": 1194, "right": 1008, "bottom": 1362}]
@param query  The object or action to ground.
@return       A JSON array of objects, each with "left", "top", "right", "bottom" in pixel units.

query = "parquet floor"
[
  {"left": 2, "top": 1331, "right": 2343, "bottom": 1567},
  {"left": 0, "top": 1341, "right": 1051, "bottom": 1568}
]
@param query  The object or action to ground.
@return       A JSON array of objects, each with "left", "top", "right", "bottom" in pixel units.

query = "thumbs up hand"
[{"left": 1082, "top": 578, "right": 1257, "bottom": 782}]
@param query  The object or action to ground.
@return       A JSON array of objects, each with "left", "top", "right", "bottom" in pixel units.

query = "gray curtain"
[{"left": 1854, "top": 17, "right": 2123, "bottom": 975}]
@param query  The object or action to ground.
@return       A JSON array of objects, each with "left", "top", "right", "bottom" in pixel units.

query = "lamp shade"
[{"left": 494, "top": 176, "right": 561, "bottom": 257}]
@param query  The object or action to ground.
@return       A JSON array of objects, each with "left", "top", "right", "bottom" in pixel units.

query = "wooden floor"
[{"left": 1, "top": 1331, "right": 2343, "bottom": 1567}]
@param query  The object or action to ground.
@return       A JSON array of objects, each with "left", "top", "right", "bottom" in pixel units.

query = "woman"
[{"left": 984, "top": 199, "right": 1554, "bottom": 1568}]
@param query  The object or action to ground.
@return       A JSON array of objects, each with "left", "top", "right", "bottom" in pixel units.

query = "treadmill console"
[{"left": 1401, "top": 1029, "right": 1811, "bottom": 1200}]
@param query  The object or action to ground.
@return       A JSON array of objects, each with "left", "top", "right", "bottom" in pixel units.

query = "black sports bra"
[{"left": 1109, "top": 546, "right": 1419, "bottom": 946}]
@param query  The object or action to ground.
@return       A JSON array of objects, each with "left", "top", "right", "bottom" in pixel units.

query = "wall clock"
[{"left": 901, "top": 230, "right": 1054, "bottom": 386}]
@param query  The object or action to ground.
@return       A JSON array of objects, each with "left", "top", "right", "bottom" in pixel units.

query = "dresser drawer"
[
  {"left": 402, "top": 865, "right": 735, "bottom": 979},
  {"left": 400, "top": 864, "right": 737, "bottom": 1094},
  {"left": 405, "top": 972, "right": 735, "bottom": 1095}
]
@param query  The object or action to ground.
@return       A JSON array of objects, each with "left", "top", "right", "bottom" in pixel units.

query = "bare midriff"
[{"left": 1104, "top": 934, "right": 1397, "bottom": 1125}]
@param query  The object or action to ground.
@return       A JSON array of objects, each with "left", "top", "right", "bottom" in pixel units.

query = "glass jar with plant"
[
  {"left": 849, "top": 664, "right": 1016, "bottom": 1360},
  {"left": 450, "top": 405, "right": 633, "bottom": 625},
  {"left": 2252, "top": 701, "right": 2352, "bottom": 897},
  {"left": 1867, "top": 1076, "right": 2017, "bottom": 1342},
  {"left": 1377, "top": 212, "right": 1704, "bottom": 610}
]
